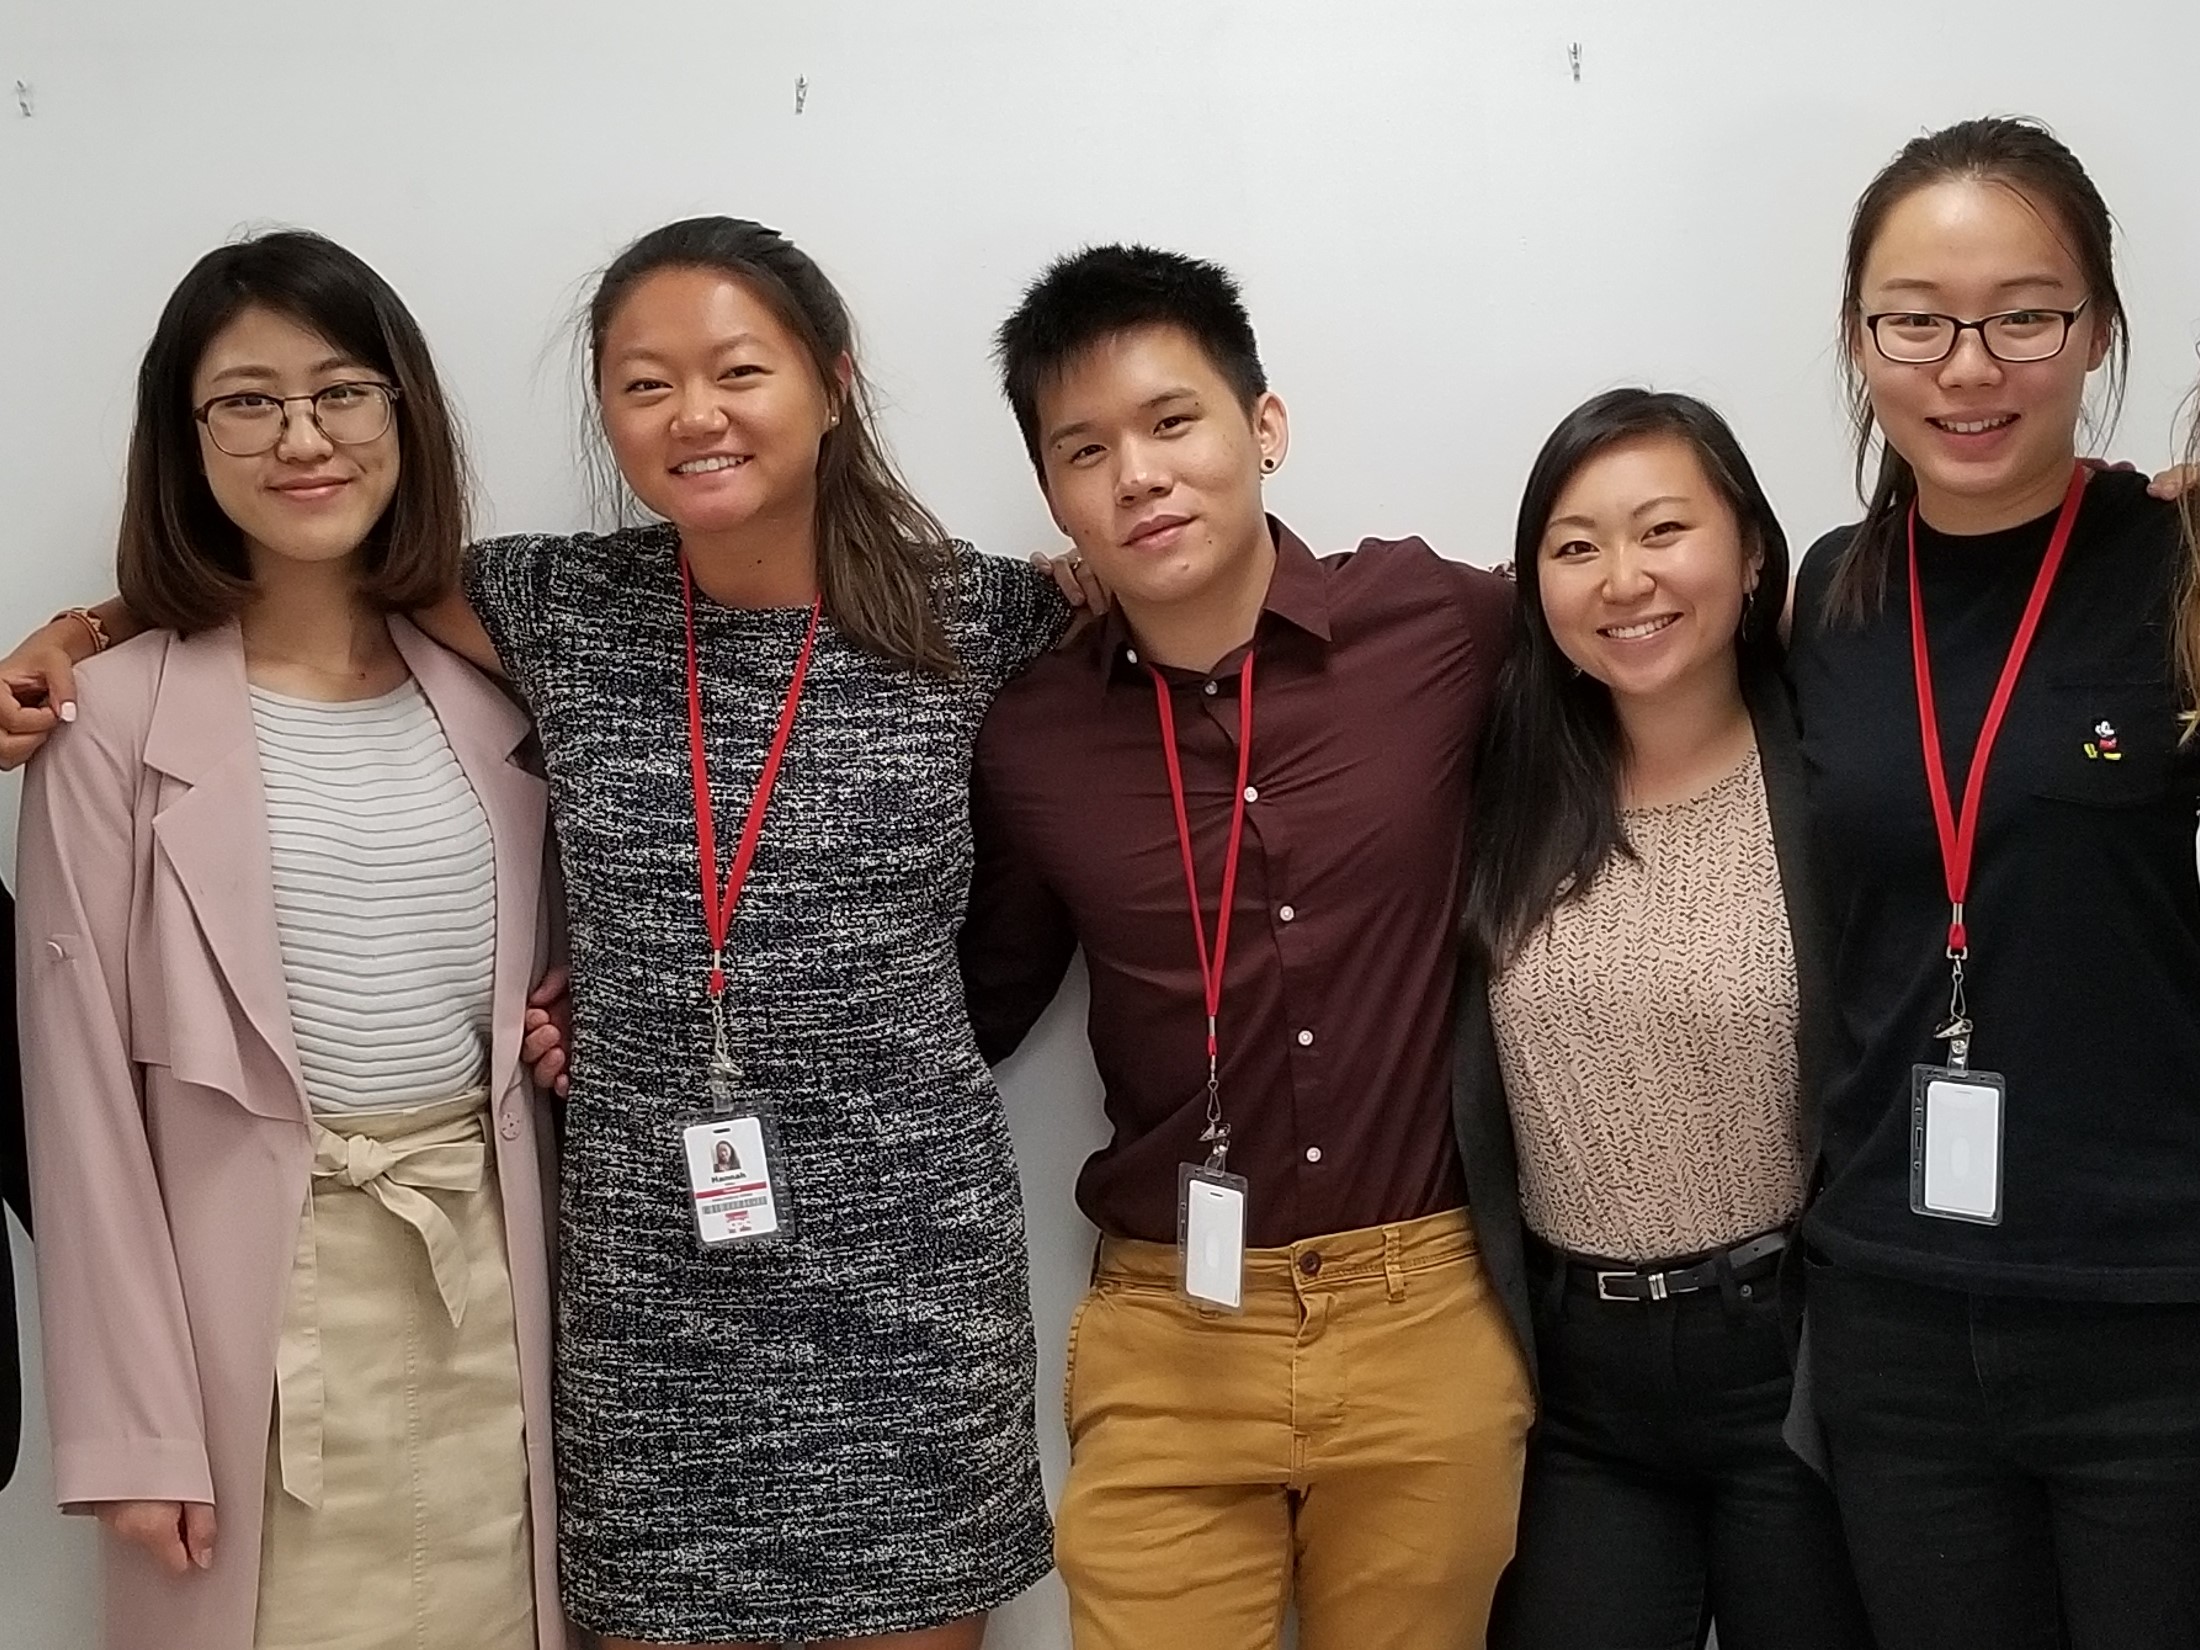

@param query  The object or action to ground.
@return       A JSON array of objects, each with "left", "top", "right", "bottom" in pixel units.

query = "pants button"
[{"left": 1298, "top": 1251, "right": 1322, "bottom": 1277}]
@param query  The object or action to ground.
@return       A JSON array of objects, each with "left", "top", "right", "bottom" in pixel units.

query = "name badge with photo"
[{"left": 681, "top": 1115, "right": 785, "bottom": 1246}]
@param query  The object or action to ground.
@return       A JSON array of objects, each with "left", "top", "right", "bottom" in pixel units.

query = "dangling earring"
[{"left": 1742, "top": 588, "right": 1758, "bottom": 623}]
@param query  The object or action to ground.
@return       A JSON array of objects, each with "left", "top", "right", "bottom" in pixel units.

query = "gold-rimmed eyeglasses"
[{"left": 192, "top": 381, "right": 401, "bottom": 457}]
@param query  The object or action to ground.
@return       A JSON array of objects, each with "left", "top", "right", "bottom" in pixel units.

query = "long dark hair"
[
  {"left": 586, "top": 216, "right": 960, "bottom": 675},
  {"left": 120, "top": 229, "right": 469, "bottom": 634},
  {"left": 1464, "top": 389, "right": 1789, "bottom": 966},
  {"left": 1827, "top": 116, "right": 2128, "bottom": 623}
]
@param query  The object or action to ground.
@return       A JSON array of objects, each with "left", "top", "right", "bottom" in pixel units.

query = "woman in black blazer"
[{"left": 1457, "top": 390, "right": 1869, "bottom": 1650}]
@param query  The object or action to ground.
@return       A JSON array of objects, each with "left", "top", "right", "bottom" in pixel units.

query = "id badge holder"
[
  {"left": 1909, "top": 1064, "right": 2006, "bottom": 1226},
  {"left": 1178, "top": 1161, "right": 1248, "bottom": 1312},
  {"left": 681, "top": 1110, "right": 792, "bottom": 1247},
  {"left": 679, "top": 1004, "right": 793, "bottom": 1249},
  {"left": 1907, "top": 973, "right": 2003, "bottom": 1227}
]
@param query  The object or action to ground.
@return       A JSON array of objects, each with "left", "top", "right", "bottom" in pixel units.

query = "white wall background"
[{"left": 3, "top": 2, "right": 2197, "bottom": 1644}]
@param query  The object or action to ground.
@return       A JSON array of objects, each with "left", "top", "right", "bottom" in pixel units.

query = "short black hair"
[{"left": 995, "top": 244, "right": 1268, "bottom": 473}]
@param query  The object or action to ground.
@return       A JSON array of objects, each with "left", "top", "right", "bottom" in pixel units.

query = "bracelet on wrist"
[{"left": 52, "top": 607, "right": 112, "bottom": 656}]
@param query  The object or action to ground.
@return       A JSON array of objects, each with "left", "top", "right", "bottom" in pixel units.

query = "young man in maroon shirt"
[{"left": 961, "top": 245, "right": 1532, "bottom": 1650}]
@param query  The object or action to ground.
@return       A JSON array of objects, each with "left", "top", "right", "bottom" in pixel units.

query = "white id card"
[
  {"left": 1178, "top": 1163, "right": 1248, "bottom": 1311},
  {"left": 1910, "top": 1064, "right": 2006, "bottom": 1226},
  {"left": 681, "top": 1115, "right": 784, "bottom": 1246}
]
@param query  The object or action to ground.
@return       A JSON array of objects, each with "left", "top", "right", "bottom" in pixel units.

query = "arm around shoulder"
[
  {"left": 959, "top": 752, "right": 1079, "bottom": 1065},
  {"left": 954, "top": 547, "right": 1076, "bottom": 690},
  {"left": 410, "top": 584, "right": 505, "bottom": 678}
]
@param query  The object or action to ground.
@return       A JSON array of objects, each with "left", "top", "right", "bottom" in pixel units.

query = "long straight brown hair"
[
  {"left": 1826, "top": 117, "right": 2129, "bottom": 625},
  {"left": 587, "top": 217, "right": 959, "bottom": 675}
]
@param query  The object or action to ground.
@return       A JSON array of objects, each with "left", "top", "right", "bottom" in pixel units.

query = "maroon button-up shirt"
[{"left": 961, "top": 522, "right": 1513, "bottom": 1246}]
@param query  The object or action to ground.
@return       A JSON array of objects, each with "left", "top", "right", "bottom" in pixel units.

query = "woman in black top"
[{"left": 1787, "top": 115, "right": 2200, "bottom": 1650}]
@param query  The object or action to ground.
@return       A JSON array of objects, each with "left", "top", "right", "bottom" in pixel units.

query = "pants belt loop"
[
  {"left": 1539, "top": 1240, "right": 1569, "bottom": 1321},
  {"left": 1714, "top": 1245, "right": 1744, "bottom": 1320},
  {"left": 1383, "top": 1224, "right": 1406, "bottom": 1302}
]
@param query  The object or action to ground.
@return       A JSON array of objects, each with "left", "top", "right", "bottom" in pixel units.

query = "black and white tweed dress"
[{"left": 465, "top": 526, "right": 1064, "bottom": 1643}]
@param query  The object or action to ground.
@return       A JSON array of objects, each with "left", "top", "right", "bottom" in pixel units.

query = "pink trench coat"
[{"left": 14, "top": 618, "right": 565, "bottom": 1650}]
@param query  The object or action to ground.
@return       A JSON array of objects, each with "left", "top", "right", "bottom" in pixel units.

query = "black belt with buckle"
[{"left": 1573, "top": 1230, "right": 1789, "bottom": 1303}]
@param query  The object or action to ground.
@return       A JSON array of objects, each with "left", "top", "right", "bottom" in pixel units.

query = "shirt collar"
[{"left": 1091, "top": 516, "right": 1334, "bottom": 694}]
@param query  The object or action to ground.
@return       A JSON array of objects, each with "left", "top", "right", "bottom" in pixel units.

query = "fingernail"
[
  {"left": 196, "top": 1549, "right": 214, "bottom": 1570},
  {"left": 59, "top": 702, "right": 77, "bottom": 723}
]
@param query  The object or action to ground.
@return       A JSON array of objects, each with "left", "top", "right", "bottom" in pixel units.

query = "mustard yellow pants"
[{"left": 1058, "top": 1208, "right": 1533, "bottom": 1650}]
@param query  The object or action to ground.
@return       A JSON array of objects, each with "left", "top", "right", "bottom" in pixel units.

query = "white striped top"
[{"left": 250, "top": 679, "right": 496, "bottom": 1113}]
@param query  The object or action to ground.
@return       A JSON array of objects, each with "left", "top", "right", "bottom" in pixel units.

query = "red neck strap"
[
  {"left": 1906, "top": 463, "right": 2088, "bottom": 955},
  {"left": 1151, "top": 653, "right": 1256, "bottom": 1062},
  {"left": 681, "top": 555, "right": 823, "bottom": 997}
]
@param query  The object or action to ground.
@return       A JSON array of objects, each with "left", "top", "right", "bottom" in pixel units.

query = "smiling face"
[
  {"left": 595, "top": 266, "right": 841, "bottom": 540},
  {"left": 1536, "top": 433, "right": 1761, "bottom": 707},
  {"left": 190, "top": 304, "right": 401, "bottom": 576},
  {"left": 1855, "top": 177, "right": 2110, "bottom": 533},
  {"left": 1032, "top": 322, "right": 1286, "bottom": 613}
]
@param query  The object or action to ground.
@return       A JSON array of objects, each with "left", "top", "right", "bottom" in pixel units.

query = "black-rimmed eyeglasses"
[{"left": 1862, "top": 300, "right": 2092, "bottom": 366}]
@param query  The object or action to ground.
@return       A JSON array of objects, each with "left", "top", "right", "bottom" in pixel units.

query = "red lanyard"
[
  {"left": 1152, "top": 653, "right": 1256, "bottom": 1144},
  {"left": 1907, "top": 463, "right": 2087, "bottom": 959},
  {"left": 682, "top": 555, "right": 822, "bottom": 1000}
]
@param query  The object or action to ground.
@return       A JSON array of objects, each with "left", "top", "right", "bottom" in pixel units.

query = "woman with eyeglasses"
[
  {"left": 13, "top": 231, "right": 561, "bottom": 1650},
  {"left": 1787, "top": 116, "right": 2200, "bottom": 1650}
]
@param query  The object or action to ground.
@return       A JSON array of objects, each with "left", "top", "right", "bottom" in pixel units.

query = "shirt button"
[
  {"left": 1297, "top": 1029, "right": 1315, "bottom": 1047},
  {"left": 1299, "top": 1251, "right": 1323, "bottom": 1276},
  {"left": 1305, "top": 1145, "right": 1323, "bottom": 1164},
  {"left": 1244, "top": 785, "right": 1260, "bottom": 803},
  {"left": 499, "top": 1116, "right": 521, "bottom": 1141},
  {"left": 1203, "top": 680, "right": 1219, "bottom": 696},
  {"left": 43, "top": 940, "right": 65, "bottom": 962},
  {"left": 1279, "top": 905, "right": 1296, "bottom": 923}
]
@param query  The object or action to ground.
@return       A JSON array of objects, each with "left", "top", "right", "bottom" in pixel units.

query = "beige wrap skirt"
[{"left": 254, "top": 1090, "right": 536, "bottom": 1650}]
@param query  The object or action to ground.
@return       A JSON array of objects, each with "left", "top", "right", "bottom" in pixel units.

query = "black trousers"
[
  {"left": 1492, "top": 1248, "right": 1872, "bottom": 1650},
  {"left": 1809, "top": 1259, "right": 2200, "bottom": 1650}
]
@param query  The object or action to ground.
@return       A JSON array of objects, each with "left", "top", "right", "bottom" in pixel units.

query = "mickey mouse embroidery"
[{"left": 2083, "top": 719, "right": 2124, "bottom": 761}]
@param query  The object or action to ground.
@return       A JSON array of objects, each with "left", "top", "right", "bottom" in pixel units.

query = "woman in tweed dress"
[
  {"left": 484, "top": 219, "right": 1069, "bottom": 1645},
  {"left": 440, "top": 218, "right": 1064, "bottom": 1648}
]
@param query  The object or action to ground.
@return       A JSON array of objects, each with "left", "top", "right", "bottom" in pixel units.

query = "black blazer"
[
  {"left": 1449, "top": 668, "right": 1833, "bottom": 1399},
  {"left": 1, "top": 879, "right": 29, "bottom": 1492}
]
